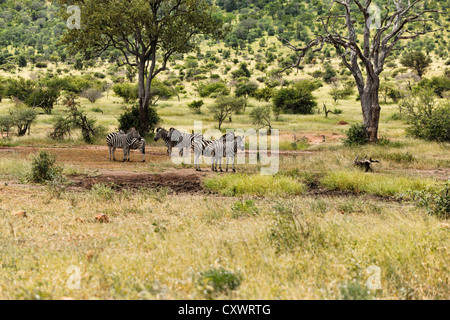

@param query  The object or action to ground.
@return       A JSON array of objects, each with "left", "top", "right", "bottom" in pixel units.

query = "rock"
[
  {"left": 95, "top": 214, "right": 110, "bottom": 223},
  {"left": 13, "top": 210, "right": 27, "bottom": 218}
]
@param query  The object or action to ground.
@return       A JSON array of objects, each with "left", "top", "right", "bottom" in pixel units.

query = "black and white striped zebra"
[
  {"left": 205, "top": 133, "right": 245, "bottom": 172},
  {"left": 169, "top": 128, "right": 203, "bottom": 157},
  {"left": 106, "top": 128, "right": 142, "bottom": 162},
  {"left": 192, "top": 134, "right": 212, "bottom": 171},
  {"left": 154, "top": 127, "right": 178, "bottom": 155}
]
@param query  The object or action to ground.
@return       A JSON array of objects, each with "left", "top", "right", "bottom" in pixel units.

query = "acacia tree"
[
  {"left": 278, "top": 0, "right": 442, "bottom": 142},
  {"left": 58, "top": 0, "right": 222, "bottom": 134}
]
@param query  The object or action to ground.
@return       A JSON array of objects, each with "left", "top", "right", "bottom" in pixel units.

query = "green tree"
[
  {"left": 58, "top": 0, "right": 222, "bottom": 134},
  {"left": 273, "top": 87, "right": 317, "bottom": 115},
  {"left": 250, "top": 105, "right": 272, "bottom": 133},
  {"left": 400, "top": 51, "right": 432, "bottom": 78},
  {"left": 209, "top": 96, "right": 244, "bottom": 129},
  {"left": 113, "top": 83, "right": 139, "bottom": 104},
  {"left": 16, "top": 55, "right": 27, "bottom": 68},
  {"left": 235, "top": 81, "right": 258, "bottom": 112}
]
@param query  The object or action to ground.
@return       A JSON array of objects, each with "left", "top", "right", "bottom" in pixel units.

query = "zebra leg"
[
  {"left": 112, "top": 147, "right": 116, "bottom": 161},
  {"left": 108, "top": 146, "right": 112, "bottom": 161},
  {"left": 219, "top": 156, "right": 223, "bottom": 172},
  {"left": 232, "top": 155, "right": 236, "bottom": 172},
  {"left": 123, "top": 147, "right": 128, "bottom": 162},
  {"left": 142, "top": 150, "right": 145, "bottom": 162},
  {"left": 226, "top": 155, "right": 229, "bottom": 172}
]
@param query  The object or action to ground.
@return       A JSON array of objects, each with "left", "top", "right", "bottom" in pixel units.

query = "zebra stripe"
[
  {"left": 205, "top": 133, "right": 243, "bottom": 172},
  {"left": 154, "top": 127, "right": 177, "bottom": 155},
  {"left": 106, "top": 128, "right": 141, "bottom": 162},
  {"left": 127, "top": 137, "right": 146, "bottom": 162},
  {"left": 192, "top": 135, "right": 212, "bottom": 171}
]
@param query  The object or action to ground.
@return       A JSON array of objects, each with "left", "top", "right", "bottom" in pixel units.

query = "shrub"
[
  {"left": 401, "top": 90, "right": 450, "bottom": 142},
  {"left": 231, "top": 200, "right": 259, "bottom": 218},
  {"left": 272, "top": 87, "right": 317, "bottom": 115},
  {"left": 30, "top": 151, "right": 63, "bottom": 183},
  {"left": 344, "top": 123, "right": 369, "bottom": 145},
  {"left": 118, "top": 105, "right": 160, "bottom": 135},
  {"left": 197, "top": 268, "right": 242, "bottom": 299},
  {"left": 112, "top": 83, "right": 138, "bottom": 103},
  {"left": 411, "top": 180, "right": 449, "bottom": 219},
  {"left": 35, "top": 62, "right": 47, "bottom": 68},
  {"left": 188, "top": 100, "right": 204, "bottom": 114},
  {"left": 80, "top": 88, "right": 103, "bottom": 103},
  {"left": 268, "top": 202, "right": 301, "bottom": 253},
  {"left": 49, "top": 116, "right": 73, "bottom": 141},
  {"left": 9, "top": 106, "right": 38, "bottom": 136},
  {"left": 198, "top": 81, "right": 229, "bottom": 97}
]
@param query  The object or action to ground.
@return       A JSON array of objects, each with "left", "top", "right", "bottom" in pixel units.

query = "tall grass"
[{"left": 321, "top": 170, "right": 435, "bottom": 197}]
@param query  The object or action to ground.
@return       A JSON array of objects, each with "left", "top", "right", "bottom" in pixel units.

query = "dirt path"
[{"left": 68, "top": 168, "right": 210, "bottom": 194}]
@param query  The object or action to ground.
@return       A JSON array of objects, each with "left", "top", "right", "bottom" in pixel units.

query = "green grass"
[
  {"left": 321, "top": 170, "right": 436, "bottom": 197},
  {"left": 204, "top": 173, "right": 306, "bottom": 197}
]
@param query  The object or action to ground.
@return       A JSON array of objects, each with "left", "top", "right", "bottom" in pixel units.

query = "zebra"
[
  {"left": 106, "top": 128, "right": 142, "bottom": 162},
  {"left": 192, "top": 134, "right": 212, "bottom": 171},
  {"left": 168, "top": 128, "right": 203, "bottom": 157},
  {"left": 205, "top": 133, "right": 245, "bottom": 172},
  {"left": 154, "top": 127, "right": 178, "bottom": 155}
]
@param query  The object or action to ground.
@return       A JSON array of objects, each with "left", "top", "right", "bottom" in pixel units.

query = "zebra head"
[
  {"left": 236, "top": 135, "right": 245, "bottom": 152},
  {"left": 154, "top": 127, "right": 167, "bottom": 141},
  {"left": 127, "top": 127, "right": 141, "bottom": 140}
]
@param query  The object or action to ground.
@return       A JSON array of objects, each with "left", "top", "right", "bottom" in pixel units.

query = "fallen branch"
[{"left": 353, "top": 155, "right": 380, "bottom": 172}]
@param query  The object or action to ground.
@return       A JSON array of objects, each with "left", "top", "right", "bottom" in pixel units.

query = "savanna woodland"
[{"left": 0, "top": 0, "right": 448, "bottom": 300}]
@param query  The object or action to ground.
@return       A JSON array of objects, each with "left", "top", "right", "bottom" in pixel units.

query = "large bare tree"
[{"left": 278, "top": 0, "right": 443, "bottom": 142}]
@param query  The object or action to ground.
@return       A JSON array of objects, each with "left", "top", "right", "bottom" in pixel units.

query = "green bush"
[
  {"left": 198, "top": 81, "right": 229, "bottom": 97},
  {"left": 344, "top": 123, "right": 369, "bottom": 145},
  {"left": 187, "top": 100, "right": 204, "bottom": 114},
  {"left": 411, "top": 181, "right": 449, "bottom": 219},
  {"left": 30, "top": 151, "right": 63, "bottom": 183},
  {"left": 197, "top": 268, "right": 242, "bottom": 299},
  {"left": 273, "top": 87, "right": 317, "bottom": 115},
  {"left": 401, "top": 90, "right": 450, "bottom": 142},
  {"left": 118, "top": 105, "right": 160, "bottom": 135},
  {"left": 231, "top": 200, "right": 259, "bottom": 218}
]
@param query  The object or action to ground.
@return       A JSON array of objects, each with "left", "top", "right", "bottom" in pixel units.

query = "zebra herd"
[{"left": 106, "top": 127, "right": 245, "bottom": 172}]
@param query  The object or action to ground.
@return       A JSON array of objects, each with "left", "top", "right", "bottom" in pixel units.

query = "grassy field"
[{"left": 0, "top": 39, "right": 449, "bottom": 300}]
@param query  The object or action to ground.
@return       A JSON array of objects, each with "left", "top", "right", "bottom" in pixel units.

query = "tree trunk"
[
  {"left": 360, "top": 78, "right": 381, "bottom": 143},
  {"left": 138, "top": 63, "right": 150, "bottom": 135}
]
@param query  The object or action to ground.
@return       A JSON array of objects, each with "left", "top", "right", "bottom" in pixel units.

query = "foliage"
[
  {"left": 197, "top": 267, "right": 242, "bottom": 299},
  {"left": 411, "top": 181, "right": 449, "bottom": 219},
  {"left": 197, "top": 81, "right": 229, "bottom": 97},
  {"left": 30, "top": 151, "right": 64, "bottom": 184},
  {"left": 209, "top": 96, "right": 244, "bottom": 129},
  {"left": 400, "top": 51, "right": 432, "bottom": 77},
  {"left": 80, "top": 88, "right": 104, "bottom": 103},
  {"left": 187, "top": 100, "right": 204, "bottom": 114},
  {"left": 113, "top": 83, "right": 139, "bottom": 104},
  {"left": 418, "top": 76, "right": 450, "bottom": 98},
  {"left": 231, "top": 200, "right": 259, "bottom": 218},
  {"left": 344, "top": 123, "right": 369, "bottom": 146},
  {"left": 9, "top": 106, "right": 38, "bottom": 136},
  {"left": 401, "top": 90, "right": 450, "bottom": 142},
  {"left": 272, "top": 86, "right": 317, "bottom": 115},
  {"left": 250, "top": 105, "right": 272, "bottom": 132},
  {"left": 25, "top": 87, "right": 60, "bottom": 114},
  {"left": 118, "top": 105, "right": 160, "bottom": 135}
]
